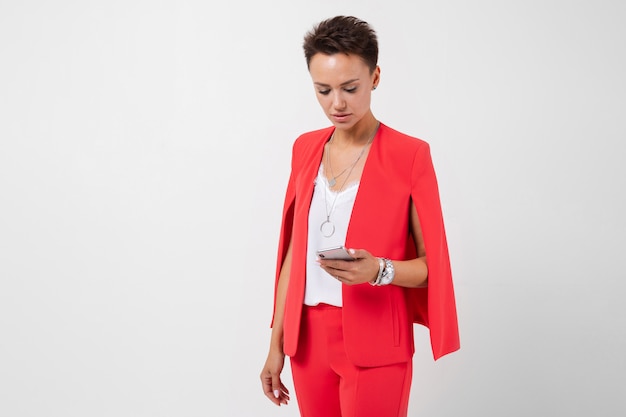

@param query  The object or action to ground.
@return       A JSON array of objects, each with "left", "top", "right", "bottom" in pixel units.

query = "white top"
[{"left": 304, "top": 164, "right": 359, "bottom": 307}]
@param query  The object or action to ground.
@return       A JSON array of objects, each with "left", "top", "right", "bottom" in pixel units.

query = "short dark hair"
[{"left": 302, "top": 16, "right": 378, "bottom": 73}]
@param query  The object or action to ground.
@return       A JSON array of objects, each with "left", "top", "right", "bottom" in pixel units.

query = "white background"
[{"left": 1, "top": 1, "right": 625, "bottom": 416}]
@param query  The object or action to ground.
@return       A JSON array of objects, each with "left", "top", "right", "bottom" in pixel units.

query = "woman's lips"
[{"left": 332, "top": 113, "right": 351, "bottom": 122}]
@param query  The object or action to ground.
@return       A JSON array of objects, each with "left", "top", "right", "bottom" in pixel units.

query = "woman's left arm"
[
  {"left": 318, "top": 200, "right": 428, "bottom": 288},
  {"left": 386, "top": 200, "right": 427, "bottom": 288}
]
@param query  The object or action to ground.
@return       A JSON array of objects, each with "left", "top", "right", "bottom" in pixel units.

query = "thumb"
[
  {"left": 272, "top": 376, "right": 281, "bottom": 398},
  {"left": 347, "top": 248, "right": 368, "bottom": 259}
]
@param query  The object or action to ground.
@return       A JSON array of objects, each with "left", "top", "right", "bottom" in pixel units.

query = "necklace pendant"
[
  {"left": 320, "top": 220, "right": 335, "bottom": 237},
  {"left": 328, "top": 177, "right": 336, "bottom": 187}
]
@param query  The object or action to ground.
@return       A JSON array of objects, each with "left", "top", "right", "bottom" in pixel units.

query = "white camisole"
[{"left": 304, "top": 164, "right": 359, "bottom": 307}]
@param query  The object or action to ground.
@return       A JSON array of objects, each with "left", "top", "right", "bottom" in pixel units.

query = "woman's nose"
[{"left": 332, "top": 92, "right": 346, "bottom": 110}]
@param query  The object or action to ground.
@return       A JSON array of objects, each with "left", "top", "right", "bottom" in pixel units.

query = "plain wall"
[{"left": 1, "top": 1, "right": 625, "bottom": 416}]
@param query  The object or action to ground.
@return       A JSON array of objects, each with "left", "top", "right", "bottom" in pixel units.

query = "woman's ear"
[{"left": 372, "top": 65, "right": 381, "bottom": 90}]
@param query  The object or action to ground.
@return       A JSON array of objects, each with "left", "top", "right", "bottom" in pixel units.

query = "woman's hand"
[
  {"left": 260, "top": 349, "right": 290, "bottom": 406},
  {"left": 318, "top": 248, "right": 380, "bottom": 285}
]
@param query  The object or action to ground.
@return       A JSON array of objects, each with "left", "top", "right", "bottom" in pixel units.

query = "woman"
[{"left": 260, "top": 15, "right": 459, "bottom": 417}]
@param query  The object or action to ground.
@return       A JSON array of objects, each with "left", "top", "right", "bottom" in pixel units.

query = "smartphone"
[{"left": 316, "top": 245, "right": 354, "bottom": 260}]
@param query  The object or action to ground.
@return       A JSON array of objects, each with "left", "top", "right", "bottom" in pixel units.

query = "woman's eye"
[{"left": 317, "top": 87, "right": 356, "bottom": 95}]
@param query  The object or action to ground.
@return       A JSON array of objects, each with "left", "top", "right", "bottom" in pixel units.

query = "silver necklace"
[
  {"left": 320, "top": 123, "right": 379, "bottom": 237},
  {"left": 326, "top": 147, "right": 353, "bottom": 187}
]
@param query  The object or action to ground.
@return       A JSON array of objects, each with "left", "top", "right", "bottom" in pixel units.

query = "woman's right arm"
[{"left": 260, "top": 238, "right": 293, "bottom": 406}]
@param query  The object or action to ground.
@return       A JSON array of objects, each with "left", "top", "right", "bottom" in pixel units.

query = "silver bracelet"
[
  {"left": 379, "top": 258, "right": 395, "bottom": 286},
  {"left": 370, "top": 258, "right": 394, "bottom": 286},
  {"left": 370, "top": 257, "right": 385, "bottom": 286}
]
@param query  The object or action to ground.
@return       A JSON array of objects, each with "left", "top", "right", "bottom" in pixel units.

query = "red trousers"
[{"left": 290, "top": 304, "right": 412, "bottom": 417}]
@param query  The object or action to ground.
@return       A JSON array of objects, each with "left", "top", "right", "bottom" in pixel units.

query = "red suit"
[{"left": 272, "top": 123, "right": 459, "bottom": 366}]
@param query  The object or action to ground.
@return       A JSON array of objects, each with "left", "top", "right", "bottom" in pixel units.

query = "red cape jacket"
[{"left": 272, "top": 123, "right": 459, "bottom": 366}]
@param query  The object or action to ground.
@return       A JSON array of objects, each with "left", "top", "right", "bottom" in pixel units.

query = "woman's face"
[{"left": 308, "top": 53, "right": 380, "bottom": 130}]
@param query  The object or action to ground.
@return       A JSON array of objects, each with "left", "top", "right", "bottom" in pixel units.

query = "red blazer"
[{"left": 272, "top": 123, "right": 459, "bottom": 366}]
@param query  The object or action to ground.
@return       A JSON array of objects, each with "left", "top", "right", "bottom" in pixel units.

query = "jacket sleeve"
[
  {"left": 408, "top": 141, "right": 460, "bottom": 360},
  {"left": 269, "top": 142, "right": 297, "bottom": 328}
]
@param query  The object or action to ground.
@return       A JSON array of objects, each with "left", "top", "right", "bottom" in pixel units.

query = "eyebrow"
[{"left": 314, "top": 78, "right": 360, "bottom": 88}]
